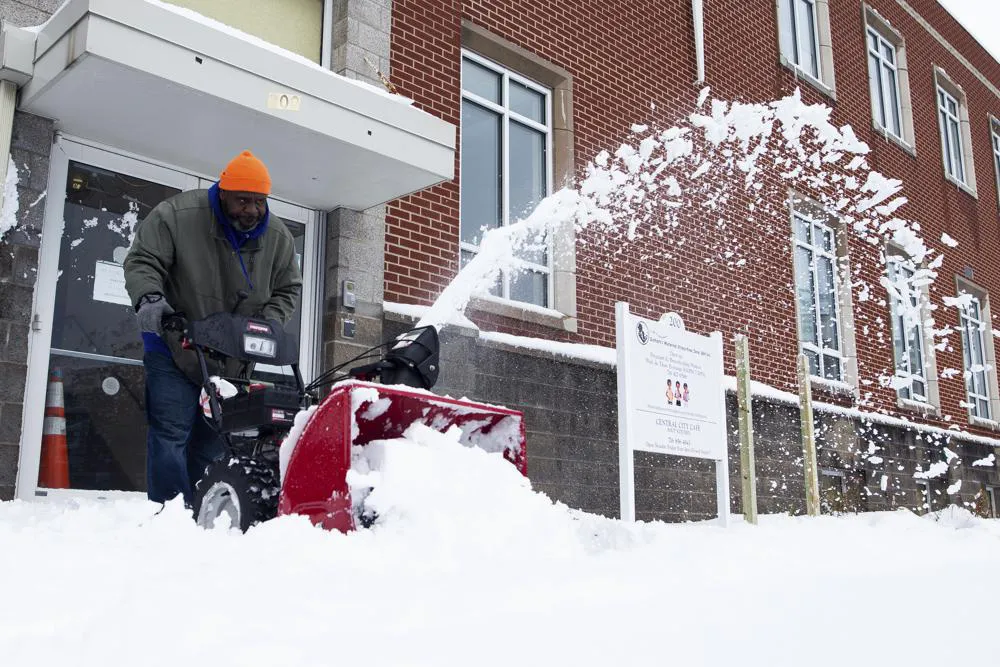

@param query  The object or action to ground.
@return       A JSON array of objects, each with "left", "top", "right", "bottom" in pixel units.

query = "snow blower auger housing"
[{"left": 173, "top": 311, "right": 527, "bottom": 532}]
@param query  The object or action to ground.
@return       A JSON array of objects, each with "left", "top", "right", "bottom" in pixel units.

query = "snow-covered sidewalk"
[{"left": 2, "top": 426, "right": 998, "bottom": 666}]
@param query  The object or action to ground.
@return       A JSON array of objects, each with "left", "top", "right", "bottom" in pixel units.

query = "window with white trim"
[
  {"left": 460, "top": 50, "right": 552, "bottom": 307},
  {"left": 887, "top": 257, "right": 929, "bottom": 403},
  {"left": 792, "top": 210, "right": 844, "bottom": 382},
  {"left": 780, "top": 0, "right": 820, "bottom": 78},
  {"left": 958, "top": 292, "right": 993, "bottom": 420},
  {"left": 777, "top": 0, "right": 835, "bottom": 94},
  {"left": 866, "top": 27, "right": 903, "bottom": 139},
  {"left": 935, "top": 70, "right": 977, "bottom": 192},
  {"left": 939, "top": 87, "right": 965, "bottom": 183},
  {"left": 991, "top": 119, "right": 1000, "bottom": 206}
]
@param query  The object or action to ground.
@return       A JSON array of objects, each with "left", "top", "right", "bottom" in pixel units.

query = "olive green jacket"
[{"left": 124, "top": 188, "right": 302, "bottom": 381}]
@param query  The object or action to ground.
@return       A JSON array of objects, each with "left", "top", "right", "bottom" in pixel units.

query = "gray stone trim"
[
  {"left": 321, "top": 0, "right": 393, "bottom": 387},
  {"left": 0, "top": 110, "right": 53, "bottom": 499}
]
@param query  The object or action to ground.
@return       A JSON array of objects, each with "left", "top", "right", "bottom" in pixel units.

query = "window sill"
[
  {"left": 779, "top": 56, "right": 836, "bottom": 102},
  {"left": 969, "top": 416, "right": 1000, "bottom": 432},
  {"left": 809, "top": 376, "right": 856, "bottom": 398},
  {"left": 944, "top": 174, "right": 977, "bottom": 199},
  {"left": 469, "top": 294, "right": 578, "bottom": 332},
  {"left": 871, "top": 122, "right": 916, "bottom": 158},
  {"left": 897, "top": 396, "right": 940, "bottom": 417}
]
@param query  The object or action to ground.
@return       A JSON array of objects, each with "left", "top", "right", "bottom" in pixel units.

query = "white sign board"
[
  {"left": 616, "top": 302, "right": 730, "bottom": 525},
  {"left": 92, "top": 260, "right": 132, "bottom": 307}
]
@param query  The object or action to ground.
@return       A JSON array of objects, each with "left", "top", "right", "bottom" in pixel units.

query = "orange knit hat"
[{"left": 218, "top": 150, "right": 271, "bottom": 194}]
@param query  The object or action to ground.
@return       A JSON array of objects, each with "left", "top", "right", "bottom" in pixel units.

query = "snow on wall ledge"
[{"left": 386, "top": 301, "right": 1000, "bottom": 450}]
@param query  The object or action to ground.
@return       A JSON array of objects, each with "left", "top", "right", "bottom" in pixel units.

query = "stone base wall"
[
  {"left": 0, "top": 112, "right": 54, "bottom": 500},
  {"left": 386, "top": 314, "right": 1000, "bottom": 521}
]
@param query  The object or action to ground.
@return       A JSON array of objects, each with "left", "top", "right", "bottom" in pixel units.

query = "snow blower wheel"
[{"left": 194, "top": 456, "right": 279, "bottom": 532}]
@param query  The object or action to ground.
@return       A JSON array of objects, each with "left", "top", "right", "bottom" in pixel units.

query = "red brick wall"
[{"left": 387, "top": 0, "right": 1000, "bottom": 436}]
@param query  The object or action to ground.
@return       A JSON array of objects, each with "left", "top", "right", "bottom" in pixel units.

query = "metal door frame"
[{"left": 16, "top": 135, "right": 325, "bottom": 500}]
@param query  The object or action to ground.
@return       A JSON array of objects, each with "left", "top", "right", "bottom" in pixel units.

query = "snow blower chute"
[{"left": 165, "top": 311, "right": 527, "bottom": 532}]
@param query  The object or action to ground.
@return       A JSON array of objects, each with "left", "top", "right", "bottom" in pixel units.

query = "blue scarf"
[{"left": 208, "top": 182, "right": 270, "bottom": 290}]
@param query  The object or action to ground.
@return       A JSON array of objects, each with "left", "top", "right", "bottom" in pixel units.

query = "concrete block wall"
[{"left": 0, "top": 112, "right": 54, "bottom": 499}]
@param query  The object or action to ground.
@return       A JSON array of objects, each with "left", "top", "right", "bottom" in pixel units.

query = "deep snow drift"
[{"left": 2, "top": 425, "right": 998, "bottom": 667}]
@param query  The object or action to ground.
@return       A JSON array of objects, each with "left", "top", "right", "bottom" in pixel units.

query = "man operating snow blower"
[{"left": 124, "top": 150, "right": 302, "bottom": 508}]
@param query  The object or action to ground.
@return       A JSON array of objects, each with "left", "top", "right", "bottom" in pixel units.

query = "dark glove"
[{"left": 136, "top": 293, "right": 174, "bottom": 336}]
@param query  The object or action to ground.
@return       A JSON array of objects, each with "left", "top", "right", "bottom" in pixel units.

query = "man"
[{"left": 124, "top": 150, "right": 302, "bottom": 507}]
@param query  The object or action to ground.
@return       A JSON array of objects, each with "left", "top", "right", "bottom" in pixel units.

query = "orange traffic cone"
[{"left": 38, "top": 368, "right": 69, "bottom": 488}]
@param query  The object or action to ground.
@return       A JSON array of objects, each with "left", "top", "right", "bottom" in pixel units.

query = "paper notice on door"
[{"left": 93, "top": 260, "right": 132, "bottom": 307}]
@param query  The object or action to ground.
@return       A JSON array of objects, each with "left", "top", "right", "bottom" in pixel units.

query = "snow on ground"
[{"left": 2, "top": 424, "right": 999, "bottom": 667}]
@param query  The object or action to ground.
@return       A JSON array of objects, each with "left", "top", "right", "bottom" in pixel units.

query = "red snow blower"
[{"left": 165, "top": 311, "right": 527, "bottom": 532}]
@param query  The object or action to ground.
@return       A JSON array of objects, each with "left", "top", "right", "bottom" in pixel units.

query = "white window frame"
[
  {"left": 866, "top": 28, "right": 903, "bottom": 139},
  {"left": 991, "top": 117, "right": 1000, "bottom": 209},
  {"left": 885, "top": 253, "right": 939, "bottom": 412},
  {"left": 935, "top": 68, "right": 978, "bottom": 195},
  {"left": 939, "top": 86, "right": 966, "bottom": 183},
  {"left": 777, "top": 0, "right": 836, "bottom": 96},
  {"left": 863, "top": 5, "right": 915, "bottom": 153},
  {"left": 957, "top": 288, "right": 997, "bottom": 424},
  {"left": 459, "top": 49, "right": 554, "bottom": 308},
  {"left": 791, "top": 209, "right": 846, "bottom": 384}
]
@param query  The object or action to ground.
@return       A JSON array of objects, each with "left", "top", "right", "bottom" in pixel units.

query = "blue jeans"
[{"left": 143, "top": 351, "right": 224, "bottom": 505}]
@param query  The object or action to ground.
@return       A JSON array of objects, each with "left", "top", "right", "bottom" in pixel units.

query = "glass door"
[
  {"left": 16, "top": 138, "right": 323, "bottom": 500},
  {"left": 18, "top": 139, "right": 199, "bottom": 498}
]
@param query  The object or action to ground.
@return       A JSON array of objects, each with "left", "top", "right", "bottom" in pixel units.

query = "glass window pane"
[
  {"left": 970, "top": 328, "right": 986, "bottom": 367},
  {"left": 817, "top": 255, "right": 839, "bottom": 350},
  {"left": 885, "top": 66, "right": 901, "bottom": 136},
  {"left": 516, "top": 236, "right": 549, "bottom": 267},
  {"left": 509, "top": 268, "right": 548, "bottom": 306},
  {"left": 907, "top": 327, "right": 924, "bottom": 377},
  {"left": 462, "top": 58, "right": 501, "bottom": 103},
  {"left": 899, "top": 382, "right": 912, "bottom": 401},
  {"left": 795, "top": 0, "right": 819, "bottom": 77},
  {"left": 795, "top": 246, "right": 818, "bottom": 346},
  {"left": 510, "top": 80, "right": 546, "bottom": 124},
  {"left": 460, "top": 101, "right": 502, "bottom": 246},
  {"left": 822, "top": 355, "right": 841, "bottom": 381},
  {"left": 881, "top": 41, "right": 895, "bottom": 64},
  {"left": 820, "top": 227, "right": 834, "bottom": 253},
  {"left": 793, "top": 216, "right": 810, "bottom": 242},
  {"left": 949, "top": 122, "right": 965, "bottom": 181},
  {"left": 912, "top": 379, "right": 925, "bottom": 399},
  {"left": 892, "top": 315, "right": 907, "bottom": 373},
  {"left": 509, "top": 122, "right": 547, "bottom": 223},
  {"left": 869, "top": 53, "right": 885, "bottom": 128},
  {"left": 804, "top": 348, "right": 820, "bottom": 376},
  {"left": 979, "top": 398, "right": 991, "bottom": 419}
]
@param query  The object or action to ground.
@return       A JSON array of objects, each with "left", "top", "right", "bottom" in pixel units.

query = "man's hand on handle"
[{"left": 136, "top": 293, "right": 175, "bottom": 336}]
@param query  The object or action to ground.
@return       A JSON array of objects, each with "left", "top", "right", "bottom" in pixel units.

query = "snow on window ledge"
[
  {"left": 809, "top": 376, "right": 856, "bottom": 397},
  {"left": 969, "top": 416, "right": 1000, "bottom": 432},
  {"left": 469, "top": 294, "right": 578, "bottom": 333},
  {"left": 944, "top": 173, "right": 977, "bottom": 199},
  {"left": 897, "top": 396, "right": 940, "bottom": 417},
  {"left": 778, "top": 56, "right": 836, "bottom": 101},
  {"left": 871, "top": 121, "right": 916, "bottom": 158}
]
